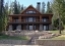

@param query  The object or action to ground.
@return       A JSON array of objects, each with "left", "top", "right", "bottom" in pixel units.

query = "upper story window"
[
  {"left": 13, "top": 17, "right": 19, "bottom": 22},
  {"left": 43, "top": 18, "right": 47, "bottom": 22},
  {"left": 26, "top": 17, "right": 36, "bottom": 22},
  {"left": 42, "top": 18, "right": 48, "bottom": 22},
  {"left": 26, "top": 10, "right": 36, "bottom": 14}
]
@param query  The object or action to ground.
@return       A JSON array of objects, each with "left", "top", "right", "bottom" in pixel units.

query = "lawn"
[
  {"left": 0, "top": 34, "right": 28, "bottom": 40},
  {"left": 49, "top": 30, "right": 65, "bottom": 40},
  {"left": 51, "top": 35, "right": 65, "bottom": 40},
  {"left": 39, "top": 30, "right": 65, "bottom": 40},
  {"left": 50, "top": 30, "right": 65, "bottom": 35}
]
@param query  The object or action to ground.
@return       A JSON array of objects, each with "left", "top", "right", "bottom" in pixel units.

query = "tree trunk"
[{"left": 59, "top": 14, "right": 61, "bottom": 34}]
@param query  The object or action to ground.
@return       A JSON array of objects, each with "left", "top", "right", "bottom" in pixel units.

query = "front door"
[
  {"left": 43, "top": 25, "right": 49, "bottom": 30},
  {"left": 29, "top": 25, "right": 33, "bottom": 30},
  {"left": 43, "top": 25, "right": 47, "bottom": 30}
]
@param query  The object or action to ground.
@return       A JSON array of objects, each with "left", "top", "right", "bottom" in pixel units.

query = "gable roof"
[{"left": 21, "top": 5, "right": 41, "bottom": 14}]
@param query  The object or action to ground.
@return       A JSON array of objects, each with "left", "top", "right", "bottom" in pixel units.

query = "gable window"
[{"left": 26, "top": 10, "right": 36, "bottom": 13}]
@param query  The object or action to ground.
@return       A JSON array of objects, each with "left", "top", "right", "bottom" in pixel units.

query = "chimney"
[{"left": 37, "top": 2, "right": 41, "bottom": 12}]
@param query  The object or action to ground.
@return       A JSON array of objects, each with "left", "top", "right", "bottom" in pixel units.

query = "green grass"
[
  {"left": 51, "top": 35, "right": 65, "bottom": 40},
  {"left": 49, "top": 30, "right": 65, "bottom": 40},
  {"left": 38, "top": 35, "right": 65, "bottom": 40},
  {"left": 48, "top": 30, "right": 65, "bottom": 40},
  {"left": 0, "top": 34, "right": 28, "bottom": 40},
  {"left": 50, "top": 30, "right": 65, "bottom": 35},
  {"left": 39, "top": 30, "right": 65, "bottom": 40}
]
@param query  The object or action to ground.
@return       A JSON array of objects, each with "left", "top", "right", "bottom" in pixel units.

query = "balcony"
[{"left": 9, "top": 17, "right": 51, "bottom": 24}]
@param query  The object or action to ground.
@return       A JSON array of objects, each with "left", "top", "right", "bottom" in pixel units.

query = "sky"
[{"left": 5, "top": 0, "right": 52, "bottom": 7}]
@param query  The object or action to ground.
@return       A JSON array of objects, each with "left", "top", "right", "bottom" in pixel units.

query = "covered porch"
[{"left": 8, "top": 24, "right": 50, "bottom": 31}]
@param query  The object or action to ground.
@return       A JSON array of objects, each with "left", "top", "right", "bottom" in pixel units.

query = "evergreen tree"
[
  {"left": 4, "top": 2, "right": 9, "bottom": 31},
  {"left": 21, "top": 5, "right": 24, "bottom": 12},
  {"left": 0, "top": 0, "right": 4, "bottom": 33},
  {"left": 17, "top": 2, "right": 21, "bottom": 13},
  {"left": 9, "top": 2, "right": 14, "bottom": 14},
  {"left": 13, "top": 0, "right": 20, "bottom": 14},
  {"left": 0, "top": 0, "right": 8, "bottom": 33},
  {"left": 42, "top": 2, "right": 45, "bottom": 14},
  {"left": 46, "top": 1, "right": 52, "bottom": 13},
  {"left": 0, "top": 0, "right": 4, "bottom": 15},
  {"left": 0, "top": 0, "right": 9, "bottom": 34}
]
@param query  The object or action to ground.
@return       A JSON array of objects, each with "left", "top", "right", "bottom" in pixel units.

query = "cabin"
[{"left": 8, "top": 2, "right": 53, "bottom": 31}]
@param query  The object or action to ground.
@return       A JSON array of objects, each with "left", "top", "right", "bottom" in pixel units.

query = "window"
[
  {"left": 29, "top": 17, "right": 33, "bottom": 22},
  {"left": 42, "top": 18, "right": 48, "bottom": 22},
  {"left": 29, "top": 25, "right": 34, "bottom": 30},
  {"left": 15, "top": 19, "right": 19, "bottom": 22},
  {"left": 26, "top": 17, "right": 36, "bottom": 22},
  {"left": 42, "top": 25, "right": 49, "bottom": 30},
  {"left": 26, "top": 10, "right": 36, "bottom": 13},
  {"left": 13, "top": 17, "right": 19, "bottom": 22},
  {"left": 43, "top": 18, "right": 47, "bottom": 22},
  {"left": 13, "top": 19, "right": 19, "bottom": 23},
  {"left": 43, "top": 25, "right": 47, "bottom": 30}
]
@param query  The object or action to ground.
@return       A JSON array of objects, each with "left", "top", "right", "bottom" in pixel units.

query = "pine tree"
[
  {"left": 0, "top": 0, "right": 4, "bottom": 15},
  {"left": 0, "top": 0, "right": 9, "bottom": 33},
  {"left": 9, "top": 1, "right": 24, "bottom": 14},
  {"left": 13, "top": 0, "right": 20, "bottom": 14},
  {"left": 0, "top": 0, "right": 5, "bottom": 33},
  {"left": 46, "top": 1, "right": 52, "bottom": 13},
  {"left": 21, "top": 5, "right": 24, "bottom": 12},
  {"left": 42, "top": 2, "right": 45, "bottom": 14},
  {"left": 9, "top": 2, "right": 14, "bottom": 14},
  {"left": 4, "top": 2, "right": 9, "bottom": 31}
]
